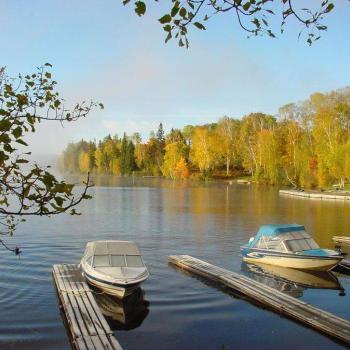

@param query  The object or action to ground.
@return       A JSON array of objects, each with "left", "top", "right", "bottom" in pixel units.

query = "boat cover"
[
  {"left": 89, "top": 241, "right": 141, "bottom": 256},
  {"left": 247, "top": 224, "right": 305, "bottom": 249}
]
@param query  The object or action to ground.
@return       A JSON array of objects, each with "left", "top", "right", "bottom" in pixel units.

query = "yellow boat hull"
[{"left": 243, "top": 255, "right": 341, "bottom": 271}]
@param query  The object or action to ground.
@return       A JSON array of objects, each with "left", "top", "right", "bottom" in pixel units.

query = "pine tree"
[
  {"left": 120, "top": 133, "right": 128, "bottom": 175},
  {"left": 126, "top": 141, "right": 137, "bottom": 174},
  {"left": 88, "top": 142, "right": 96, "bottom": 172},
  {"left": 156, "top": 122, "right": 165, "bottom": 145}
]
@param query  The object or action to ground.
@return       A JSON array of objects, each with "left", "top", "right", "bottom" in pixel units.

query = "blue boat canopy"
[
  {"left": 257, "top": 224, "right": 305, "bottom": 236},
  {"left": 247, "top": 224, "right": 305, "bottom": 249}
]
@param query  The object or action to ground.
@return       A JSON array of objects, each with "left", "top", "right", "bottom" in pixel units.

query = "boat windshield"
[
  {"left": 92, "top": 254, "right": 144, "bottom": 268},
  {"left": 111, "top": 255, "right": 126, "bottom": 267},
  {"left": 125, "top": 255, "right": 144, "bottom": 267},
  {"left": 93, "top": 255, "right": 110, "bottom": 267},
  {"left": 284, "top": 238, "right": 319, "bottom": 252},
  {"left": 253, "top": 231, "right": 319, "bottom": 253}
]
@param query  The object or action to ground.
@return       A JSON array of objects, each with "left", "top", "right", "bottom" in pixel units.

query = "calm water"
[{"left": 1, "top": 177, "right": 350, "bottom": 350}]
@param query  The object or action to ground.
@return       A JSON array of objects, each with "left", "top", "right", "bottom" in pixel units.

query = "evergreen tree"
[
  {"left": 126, "top": 141, "right": 137, "bottom": 174},
  {"left": 156, "top": 122, "right": 165, "bottom": 145},
  {"left": 120, "top": 133, "right": 128, "bottom": 175},
  {"left": 88, "top": 142, "right": 96, "bottom": 171}
]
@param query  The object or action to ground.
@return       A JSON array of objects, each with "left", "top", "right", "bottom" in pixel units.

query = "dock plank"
[
  {"left": 168, "top": 255, "right": 350, "bottom": 345},
  {"left": 53, "top": 264, "right": 123, "bottom": 350}
]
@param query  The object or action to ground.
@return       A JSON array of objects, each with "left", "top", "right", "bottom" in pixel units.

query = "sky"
[{"left": 1, "top": 0, "right": 350, "bottom": 155}]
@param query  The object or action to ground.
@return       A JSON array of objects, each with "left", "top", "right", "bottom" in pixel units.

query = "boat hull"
[
  {"left": 242, "top": 250, "right": 342, "bottom": 271},
  {"left": 84, "top": 272, "right": 140, "bottom": 298}
]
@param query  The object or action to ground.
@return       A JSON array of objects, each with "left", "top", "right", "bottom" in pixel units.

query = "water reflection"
[
  {"left": 1, "top": 178, "right": 350, "bottom": 349},
  {"left": 93, "top": 288, "right": 149, "bottom": 331},
  {"left": 242, "top": 262, "right": 345, "bottom": 298}
]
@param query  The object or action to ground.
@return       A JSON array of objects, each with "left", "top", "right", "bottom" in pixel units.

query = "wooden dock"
[
  {"left": 168, "top": 255, "right": 350, "bottom": 345},
  {"left": 333, "top": 236, "right": 350, "bottom": 246},
  {"left": 279, "top": 189, "right": 350, "bottom": 201},
  {"left": 52, "top": 264, "right": 122, "bottom": 350}
]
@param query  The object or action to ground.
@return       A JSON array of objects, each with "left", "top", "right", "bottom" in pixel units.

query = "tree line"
[{"left": 61, "top": 87, "right": 350, "bottom": 189}]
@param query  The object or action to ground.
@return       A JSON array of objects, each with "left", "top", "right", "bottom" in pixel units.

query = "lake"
[{"left": 0, "top": 177, "right": 349, "bottom": 349}]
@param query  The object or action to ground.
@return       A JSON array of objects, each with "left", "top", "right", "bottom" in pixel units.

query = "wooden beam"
[{"left": 168, "top": 255, "right": 350, "bottom": 346}]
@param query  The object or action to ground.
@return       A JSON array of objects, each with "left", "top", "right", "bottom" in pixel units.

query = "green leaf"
[
  {"left": 193, "top": 22, "right": 206, "bottom": 30},
  {"left": 0, "top": 133, "right": 11, "bottom": 143},
  {"left": 135, "top": 1, "right": 146, "bottom": 16},
  {"left": 17, "top": 159, "right": 29, "bottom": 164},
  {"left": 82, "top": 194, "right": 92, "bottom": 200},
  {"left": 165, "top": 32, "right": 172, "bottom": 43},
  {"left": 54, "top": 196, "right": 64, "bottom": 206},
  {"left": 0, "top": 119, "right": 11, "bottom": 130},
  {"left": 13, "top": 127, "right": 22, "bottom": 139},
  {"left": 163, "top": 24, "right": 172, "bottom": 32},
  {"left": 243, "top": 2, "right": 251, "bottom": 11},
  {"left": 171, "top": 1, "right": 180, "bottom": 17},
  {"left": 16, "top": 139, "right": 28, "bottom": 146},
  {"left": 4, "top": 143, "right": 15, "bottom": 153},
  {"left": 179, "top": 7, "right": 187, "bottom": 19},
  {"left": 325, "top": 3, "right": 334, "bottom": 12},
  {"left": 159, "top": 14, "right": 172, "bottom": 24}
]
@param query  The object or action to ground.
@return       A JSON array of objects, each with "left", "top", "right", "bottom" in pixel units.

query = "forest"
[{"left": 61, "top": 87, "right": 350, "bottom": 189}]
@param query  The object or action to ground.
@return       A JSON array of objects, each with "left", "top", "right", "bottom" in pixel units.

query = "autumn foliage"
[{"left": 62, "top": 87, "right": 350, "bottom": 189}]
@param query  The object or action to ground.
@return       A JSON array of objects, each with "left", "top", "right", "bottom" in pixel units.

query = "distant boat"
[
  {"left": 241, "top": 224, "right": 343, "bottom": 271},
  {"left": 80, "top": 241, "right": 149, "bottom": 298}
]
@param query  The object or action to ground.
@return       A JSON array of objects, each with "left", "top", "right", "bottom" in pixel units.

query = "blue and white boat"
[{"left": 241, "top": 224, "right": 342, "bottom": 271}]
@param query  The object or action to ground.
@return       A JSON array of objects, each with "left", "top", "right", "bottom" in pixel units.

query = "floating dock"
[
  {"left": 168, "top": 255, "right": 350, "bottom": 345},
  {"left": 333, "top": 236, "right": 350, "bottom": 246},
  {"left": 279, "top": 189, "right": 350, "bottom": 201},
  {"left": 52, "top": 264, "right": 122, "bottom": 350},
  {"left": 236, "top": 179, "right": 251, "bottom": 184}
]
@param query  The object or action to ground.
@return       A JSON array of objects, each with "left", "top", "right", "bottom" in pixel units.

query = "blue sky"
[{"left": 1, "top": 0, "right": 350, "bottom": 154}]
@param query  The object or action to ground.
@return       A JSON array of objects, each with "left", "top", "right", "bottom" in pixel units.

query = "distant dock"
[
  {"left": 53, "top": 264, "right": 122, "bottom": 350},
  {"left": 169, "top": 255, "right": 350, "bottom": 345},
  {"left": 279, "top": 189, "right": 350, "bottom": 201},
  {"left": 236, "top": 179, "right": 251, "bottom": 184}
]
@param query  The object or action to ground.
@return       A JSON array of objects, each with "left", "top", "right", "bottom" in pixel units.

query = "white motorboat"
[{"left": 80, "top": 240, "right": 149, "bottom": 298}]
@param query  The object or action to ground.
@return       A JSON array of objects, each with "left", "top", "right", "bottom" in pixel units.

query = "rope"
[{"left": 90, "top": 289, "right": 107, "bottom": 295}]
